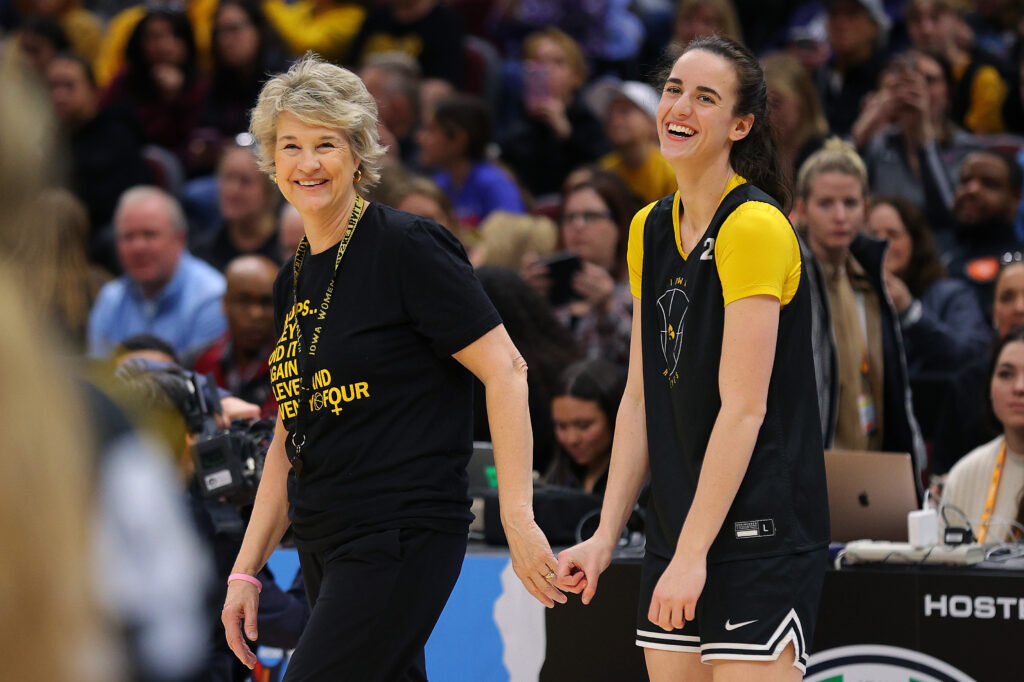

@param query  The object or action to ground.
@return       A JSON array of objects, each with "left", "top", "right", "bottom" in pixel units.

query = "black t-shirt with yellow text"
[{"left": 270, "top": 202, "right": 500, "bottom": 552}]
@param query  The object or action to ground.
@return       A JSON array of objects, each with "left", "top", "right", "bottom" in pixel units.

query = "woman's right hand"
[
  {"left": 520, "top": 252, "right": 551, "bottom": 299},
  {"left": 555, "top": 533, "right": 616, "bottom": 605},
  {"left": 222, "top": 581, "right": 260, "bottom": 670},
  {"left": 151, "top": 63, "right": 185, "bottom": 97}
]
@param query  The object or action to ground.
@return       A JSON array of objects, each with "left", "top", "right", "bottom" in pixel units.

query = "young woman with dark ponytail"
[{"left": 556, "top": 35, "right": 829, "bottom": 681}]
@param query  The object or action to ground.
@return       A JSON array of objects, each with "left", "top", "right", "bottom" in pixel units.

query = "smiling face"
[
  {"left": 552, "top": 395, "right": 613, "bottom": 471},
  {"left": 992, "top": 341, "right": 1024, "bottom": 432},
  {"left": 274, "top": 111, "right": 359, "bottom": 222},
  {"left": 657, "top": 49, "right": 752, "bottom": 169}
]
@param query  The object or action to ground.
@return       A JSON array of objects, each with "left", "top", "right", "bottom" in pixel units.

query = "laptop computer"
[
  {"left": 467, "top": 441, "right": 495, "bottom": 496},
  {"left": 824, "top": 449, "right": 920, "bottom": 543}
]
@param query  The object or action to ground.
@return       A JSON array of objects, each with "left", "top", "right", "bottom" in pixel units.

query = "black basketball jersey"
[{"left": 640, "top": 183, "right": 829, "bottom": 564}]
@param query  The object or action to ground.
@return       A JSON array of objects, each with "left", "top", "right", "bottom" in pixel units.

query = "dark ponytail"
[{"left": 667, "top": 35, "right": 791, "bottom": 210}]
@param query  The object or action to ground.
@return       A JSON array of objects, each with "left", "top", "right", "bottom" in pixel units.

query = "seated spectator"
[
  {"left": 388, "top": 174, "right": 463, "bottom": 241},
  {"left": 867, "top": 195, "right": 992, "bottom": 442},
  {"left": 194, "top": 143, "right": 281, "bottom": 271},
  {"left": 523, "top": 172, "right": 637, "bottom": 370},
  {"left": 794, "top": 138, "right": 925, "bottom": 473},
  {"left": 814, "top": 0, "right": 892, "bottom": 137},
  {"left": 669, "top": 0, "right": 744, "bottom": 53},
  {"left": 12, "top": 0, "right": 102, "bottom": 62},
  {"left": 544, "top": 358, "right": 626, "bottom": 495},
  {"left": 277, "top": 202, "right": 304, "bottom": 263},
  {"left": 189, "top": 255, "right": 279, "bottom": 418},
  {"left": 12, "top": 14, "right": 71, "bottom": 77},
  {"left": 474, "top": 266, "right": 581, "bottom": 474},
  {"left": 359, "top": 51, "right": 423, "bottom": 168},
  {"left": 587, "top": 78, "right": 676, "bottom": 205},
  {"left": 469, "top": 211, "right": 558, "bottom": 270},
  {"left": 763, "top": 52, "right": 828, "bottom": 195},
  {"left": 46, "top": 51, "right": 151, "bottom": 270},
  {"left": 867, "top": 194, "right": 992, "bottom": 375},
  {"left": 906, "top": 0, "right": 1010, "bottom": 134},
  {"left": 100, "top": 9, "right": 210, "bottom": 173},
  {"left": 192, "top": 0, "right": 291, "bottom": 173},
  {"left": 347, "top": 0, "right": 464, "bottom": 87},
  {"left": 89, "top": 186, "right": 227, "bottom": 358},
  {"left": 417, "top": 93, "right": 525, "bottom": 229},
  {"left": 934, "top": 256, "right": 1024, "bottom": 474},
  {"left": 853, "top": 49, "right": 982, "bottom": 230},
  {"left": 500, "top": 27, "right": 609, "bottom": 199},
  {"left": 945, "top": 149, "right": 1023, "bottom": 314},
  {"left": 940, "top": 326, "right": 1024, "bottom": 544},
  {"left": 93, "top": 0, "right": 217, "bottom": 88},
  {"left": 263, "top": 0, "right": 364, "bottom": 63}
]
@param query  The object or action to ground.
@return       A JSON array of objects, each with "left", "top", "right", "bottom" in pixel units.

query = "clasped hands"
[{"left": 552, "top": 535, "right": 707, "bottom": 631}]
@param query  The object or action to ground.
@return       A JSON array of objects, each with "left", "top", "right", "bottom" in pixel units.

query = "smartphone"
[
  {"left": 537, "top": 251, "right": 582, "bottom": 306},
  {"left": 524, "top": 61, "right": 551, "bottom": 109}
]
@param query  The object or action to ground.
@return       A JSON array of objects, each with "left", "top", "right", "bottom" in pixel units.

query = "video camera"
[{"left": 180, "top": 371, "right": 274, "bottom": 507}]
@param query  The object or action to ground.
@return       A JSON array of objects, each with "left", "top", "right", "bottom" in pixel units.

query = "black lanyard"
[{"left": 288, "top": 194, "right": 365, "bottom": 475}]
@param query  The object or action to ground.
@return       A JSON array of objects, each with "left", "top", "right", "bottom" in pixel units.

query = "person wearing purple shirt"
[
  {"left": 88, "top": 186, "right": 227, "bottom": 358},
  {"left": 417, "top": 92, "right": 525, "bottom": 229}
]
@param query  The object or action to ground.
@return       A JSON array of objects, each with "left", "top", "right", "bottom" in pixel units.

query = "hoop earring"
[
  {"left": 271, "top": 173, "right": 278, "bottom": 184},
  {"left": 353, "top": 169, "right": 362, "bottom": 184}
]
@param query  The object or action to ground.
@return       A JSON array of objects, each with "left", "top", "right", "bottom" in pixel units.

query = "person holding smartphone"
[
  {"left": 556, "top": 36, "right": 829, "bottom": 681},
  {"left": 500, "top": 28, "right": 609, "bottom": 198},
  {"left": 521, "top": 170, "right": 638, "bottom": 371}
]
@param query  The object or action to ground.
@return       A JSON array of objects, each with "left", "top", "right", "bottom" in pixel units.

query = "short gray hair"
[
  {"left": 114, "top": 186, "right": 188, "bottom": 234},
  {"left": 250, "top": 53, "right": 387, "bottom": 192}
]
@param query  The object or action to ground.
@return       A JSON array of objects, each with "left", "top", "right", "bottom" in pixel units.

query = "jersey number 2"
[{"left": 699, "top": 238, "right": 715, "bottom": 261}]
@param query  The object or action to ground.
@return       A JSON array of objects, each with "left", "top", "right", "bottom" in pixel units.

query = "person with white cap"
[
  {"left": 589, "top": 78, "right": 678, "bottom": 205},
  {"left": 813, "top": 0, "right": 892, "bottom": 137}
]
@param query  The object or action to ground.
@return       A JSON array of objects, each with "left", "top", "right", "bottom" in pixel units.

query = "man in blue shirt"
[{"left": 89, "top": 186, "right": 227, "bottom": 358}]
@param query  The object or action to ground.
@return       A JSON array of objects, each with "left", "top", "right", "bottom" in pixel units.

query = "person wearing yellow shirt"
[
  {"left": 93, "top": 0, "right": 217, "bottom": 87},
  {"left": 556, "top": 36, "right": 830, "bottom": 681},
  {"left": 261, "top": 0, "right": 365, "bottom": 63},
  {"left": 588, "top": 78, "right": 677, "bottom": 205}
]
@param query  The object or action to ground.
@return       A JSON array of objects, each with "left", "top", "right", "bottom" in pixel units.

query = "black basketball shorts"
[{"left": 634, "top": 548, "right": 827, "bottom": 672}]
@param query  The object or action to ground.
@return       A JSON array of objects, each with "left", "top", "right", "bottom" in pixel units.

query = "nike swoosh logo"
[{"left": 724, "top": 619, "right": 757, "bottom": 631}]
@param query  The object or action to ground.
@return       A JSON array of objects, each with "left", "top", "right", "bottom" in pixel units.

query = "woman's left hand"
[
  {"left": 883, "top": 272, "right": 913, "bottom": 315},
  {"left": 503, "top": 512, "right": 567, "bottom": 607},
  {"left": 572, "top": 262, "right": 615, "bottom": 313},
  {"left": 647, "top": 552, "right": 706, "bottom": 631}
]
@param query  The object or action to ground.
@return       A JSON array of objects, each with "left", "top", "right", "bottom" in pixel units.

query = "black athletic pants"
[{"left": 283, "top": 528, "right": 467, "bottom": 681}]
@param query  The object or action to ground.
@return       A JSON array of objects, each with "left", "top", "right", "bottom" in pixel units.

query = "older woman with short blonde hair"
[{"left": 222, "top": 54, "right": 563, "bottom": 681}]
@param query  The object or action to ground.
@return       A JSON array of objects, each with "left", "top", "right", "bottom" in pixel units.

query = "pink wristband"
[{"left": 228, "top": 573, "right": 262, "bottom": 593}]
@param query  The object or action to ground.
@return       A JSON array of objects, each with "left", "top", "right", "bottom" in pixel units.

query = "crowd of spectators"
[{"left": 8, "top": 0, "right": 1024, "bottom": 677}]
